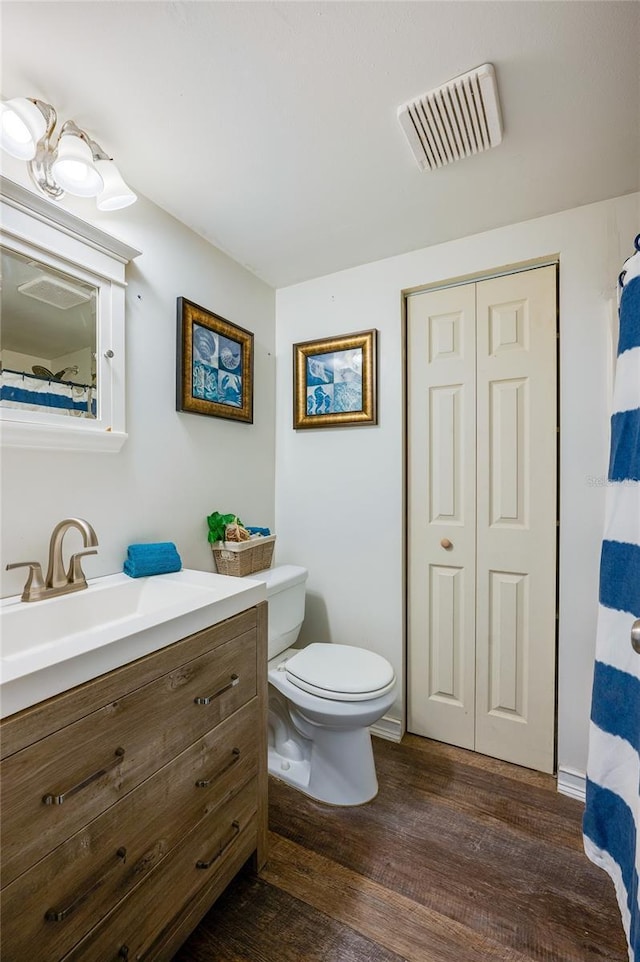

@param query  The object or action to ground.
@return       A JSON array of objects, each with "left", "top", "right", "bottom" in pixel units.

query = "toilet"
[{"left": 246, "top": 564, "right": 396, "bottom": 806}]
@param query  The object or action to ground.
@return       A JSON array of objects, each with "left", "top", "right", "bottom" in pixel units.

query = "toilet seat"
[{"left": 284, "top": 643, "right": 395, "bottom": 702}]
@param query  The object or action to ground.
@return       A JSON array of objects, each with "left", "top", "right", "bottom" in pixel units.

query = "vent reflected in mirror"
[{"left": 0, "top": 246, "right": 97, "bottom": 419}]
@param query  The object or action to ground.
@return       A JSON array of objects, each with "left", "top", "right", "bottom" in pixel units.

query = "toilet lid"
[{"left": 284, "top": 643, "right": 395, "bottom": 702}]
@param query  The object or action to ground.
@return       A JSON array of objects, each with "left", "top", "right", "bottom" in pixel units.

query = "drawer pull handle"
[
  {"left": 196, "top": 820, "right": 240, "bottom": 869},
  {"left": 42, "top": 747, "right": 126, "bottom": 806},
  {"left": 196, "top": 747, "right": 241, "bottom": 788},
  {"left": 118, "top": 948, "right": 129, "bottom": 960},
  {"left": 194, "top": 673, "right": 239, "bottom": 705},
  {"left": 45, "top": 847, "right": 127, "bottom": 922}
]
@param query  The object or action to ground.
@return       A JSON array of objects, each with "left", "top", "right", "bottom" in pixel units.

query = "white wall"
[
  {"left": 275, "top": 192, "right": 640, "bottom": 777},
  {"left": 2, "top": 149, "right": 637, "bottom": 778},
  {"left": 1, "top": 163, "right": 276, "bottom": 593}
]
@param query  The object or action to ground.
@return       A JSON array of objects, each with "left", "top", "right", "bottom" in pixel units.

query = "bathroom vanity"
[{"left": 0, "top": 600, "right": 268, "bottom": 961}]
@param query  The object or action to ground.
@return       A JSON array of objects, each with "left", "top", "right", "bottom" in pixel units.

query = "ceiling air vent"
[
  {"left": 17, "top": 275, "right": 93, "bottom": 310},
  {"left": 398, "top": 63, "right": 502, "bottom": 171}
]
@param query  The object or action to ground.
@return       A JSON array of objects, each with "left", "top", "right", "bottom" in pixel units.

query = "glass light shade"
[
  {"left": 95, "top": 159, "right": 137, "bottom": 211},
  {"left": 0, "top": 98, "right": 47, "bottom": 160},
  {"left": 51, "top": 132, "right": 103, "bottom": 197}
]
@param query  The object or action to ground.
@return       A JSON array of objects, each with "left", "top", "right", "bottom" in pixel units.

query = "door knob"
[
  {"left": 632, "top": 619, "right": 640, "bottom": 654},
  {"left": 440, "top": 538, "right": 453, "bottom": 550}
]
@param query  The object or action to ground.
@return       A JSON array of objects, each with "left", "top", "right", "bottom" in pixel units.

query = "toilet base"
[
  {"left": 268, "top": 746, "right": 312, "bottom": 794},
  {"left": 268, "top": 699, "right": 379, "bottom": 806}
]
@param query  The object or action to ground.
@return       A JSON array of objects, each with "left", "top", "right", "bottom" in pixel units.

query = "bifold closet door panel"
[
  {"left": 407, "top": 283, "right": 477, "bottom": 750},
  {"left": 474, "top": 266, "right": 557, "bottom": 773},
  {"left": 407, "top": 265, "right": 557, "bottom": 773}
]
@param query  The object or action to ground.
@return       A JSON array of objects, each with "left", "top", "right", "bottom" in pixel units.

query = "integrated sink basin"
[
  {"left": 2, "top": 573, "right": 227, "bottom": 658},
  {"left": 0, "top": 568, "right": 266, "bottom": 718}
]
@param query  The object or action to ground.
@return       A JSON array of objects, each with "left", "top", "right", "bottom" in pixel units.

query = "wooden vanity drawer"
[
  {"left": 0, "top": 705, "right": 259, "bottom": 962},
  {"left": 60, "top": 778, "right": 258, "bottom": 962},
  {"left": 0, "top": 628, "right": 257, "bottom": 885}
]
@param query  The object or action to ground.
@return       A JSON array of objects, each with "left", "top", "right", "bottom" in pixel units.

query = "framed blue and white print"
[
  {"left": 293, "top": 329, "right": 377, "bottom": 429},
  {"left": 177, "top": 298, "right": 253, "bottom": 422}
]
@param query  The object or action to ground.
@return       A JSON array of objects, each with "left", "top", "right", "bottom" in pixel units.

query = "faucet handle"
[
  {"left": 68, "top": 550, "right": 97, "bottom": 586},
  {"left": 6, "top": 562, "right": 45, "bottom": 602}
]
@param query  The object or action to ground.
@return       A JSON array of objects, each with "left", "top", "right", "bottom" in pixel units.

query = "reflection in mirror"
[{"left": 0, "top": 246, "right": 97, "bottom": 419}]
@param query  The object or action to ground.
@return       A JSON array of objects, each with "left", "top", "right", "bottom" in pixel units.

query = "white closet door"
[
  {"left": 407, "top": 284, "right": 477, "bottom": 749},
  {"left": 474, "top": 267, "right": 557, "bottom": 772},
  {"left": 407, "top": 265, "right": 557, "bottom": 773}
]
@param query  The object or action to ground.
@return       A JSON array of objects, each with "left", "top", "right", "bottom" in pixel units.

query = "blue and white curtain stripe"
[
  {"left": 583, "top": 239, "right": 640, "bottom": 962},
  {"left": 0, "top": 370, "right": 95, "bottom": 417}
]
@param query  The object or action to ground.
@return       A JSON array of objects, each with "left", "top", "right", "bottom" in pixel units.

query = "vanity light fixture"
[{"left": 0, "top": 97, "right": 137, "bottom": 210}]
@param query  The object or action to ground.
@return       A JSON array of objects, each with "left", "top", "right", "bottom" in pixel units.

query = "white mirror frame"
[{"left": 0, "top": 177, "right": 140, "bottom": 453}]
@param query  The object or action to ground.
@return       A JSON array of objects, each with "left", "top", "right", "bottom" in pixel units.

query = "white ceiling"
[{"left": 2, "top": 1, "right": 639, "bottom": 288}]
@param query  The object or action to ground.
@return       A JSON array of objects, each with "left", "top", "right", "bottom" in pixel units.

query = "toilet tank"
[{"left": 245, "top": 565, "right": 308, "bottom": 659}]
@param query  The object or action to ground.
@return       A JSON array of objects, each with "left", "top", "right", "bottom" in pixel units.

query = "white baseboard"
[
  {"left": 370, "top": 715, "right": 403, "bottom": 743},
  {"left": 557, "top": 767, "right": 586, "bottom": 803}
]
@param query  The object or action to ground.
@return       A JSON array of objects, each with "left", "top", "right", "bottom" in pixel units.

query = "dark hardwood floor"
[{"left": 174, "top": 734, "right": 627, "bottom": 962}]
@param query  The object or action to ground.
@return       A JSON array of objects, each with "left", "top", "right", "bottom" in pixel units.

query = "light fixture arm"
[
  {"left": 27, "top": 100, "right": 63, "bottom": 200},
  {"left": 30, "top": 118, "right": 110, "bottom": 200},
  {"left": 79, "top": 130, "right": 111, "bottom": 163}
]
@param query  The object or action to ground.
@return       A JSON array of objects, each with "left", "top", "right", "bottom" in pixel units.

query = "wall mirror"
[{"left": 0, "top": 177, "right": 140, "bottom": 452}]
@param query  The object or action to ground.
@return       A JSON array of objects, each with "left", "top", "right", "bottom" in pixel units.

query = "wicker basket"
[{"left": 210, "top": 535, "right": 276, "bottom": 577}]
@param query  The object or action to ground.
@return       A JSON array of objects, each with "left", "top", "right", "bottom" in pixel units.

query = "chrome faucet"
[{"left": 6, "top": 518, "right": 98, "bottom": 602}]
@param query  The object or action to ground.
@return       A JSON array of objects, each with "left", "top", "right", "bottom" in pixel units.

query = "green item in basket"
[{"left": 206, "top": 511, "right": 243, "bottom": 544}]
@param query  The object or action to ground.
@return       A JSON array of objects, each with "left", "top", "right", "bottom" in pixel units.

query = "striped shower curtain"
[{"left": 583, "top": 241, "right": 640, "bottom": 962}]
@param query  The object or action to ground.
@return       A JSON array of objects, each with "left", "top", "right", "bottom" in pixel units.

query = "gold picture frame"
[
  {"left": 293, "top": 329, "right": 377, "bottom": 429},
  {"left": 176, "top": 297, "right": 253, "bottom": 423}
]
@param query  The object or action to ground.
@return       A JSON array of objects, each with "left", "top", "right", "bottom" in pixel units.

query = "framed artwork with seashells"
[
  {"left": 177, "top": 297, "right": 253, "bottom": 423},
  {"left": 293, "top": 329, "right": 377, "bottom": 429}
]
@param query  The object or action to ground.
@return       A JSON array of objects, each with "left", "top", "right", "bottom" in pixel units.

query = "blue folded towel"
[
  {"left": 245, "top": 526, "right": 271, "bottom": 537},
  {"left": 123, "top": 542, "right": 182, "bottom": 578}
]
